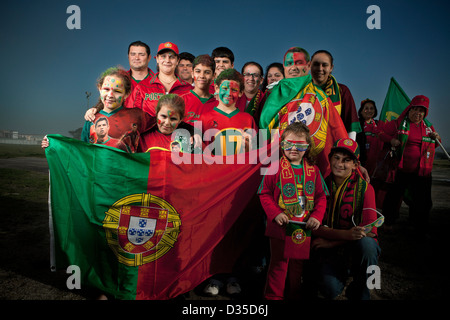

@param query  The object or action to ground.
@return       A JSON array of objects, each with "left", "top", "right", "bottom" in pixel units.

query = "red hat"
[
  {"left": 330, "top": 138, "right": 360, "bottom": 160},
  {"left": 409, "top": 95, "right": 429, "bottom": 117},
  {"left": 157, "top": 42, "right": 179, "bottom": 55}
]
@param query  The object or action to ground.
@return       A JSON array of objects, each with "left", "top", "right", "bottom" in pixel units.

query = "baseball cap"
[
  {"left": 409, "top": 95, "right": 429, "bottom": 117},
  {"left": 157, "top": 42, "right": 179, "bottom": 55},
  {"left": 330, "top": 138, "right": 360, "bottom": 160}
]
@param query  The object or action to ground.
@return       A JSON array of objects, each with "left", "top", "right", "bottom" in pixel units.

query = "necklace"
[{"left": 159, "top": 76, "right": 176, "bottom": 85}]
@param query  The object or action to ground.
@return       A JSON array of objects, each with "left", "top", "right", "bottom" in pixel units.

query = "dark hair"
[
  {"left": 261, "top": 62, "right": 284, "bottom": 90},
  {"left": 215, "top": 68, "right": 244, "bottom": 92},
  {"left": 311, "top": 50, "right": 334, "bottom": 66},
  {"left": 193, "top": 54, "right": 215, "bottom": 73},
  {"left": 179, "top": 52, "right": 195, "bottom": 63},
  {"left": 156, "top": 94, "right": 185, "bottom": 119},
  {"left": 128, "top": 41, "right": 150, "bottom": 56},
  {"left": 284, "top": 47, "right": 310, "bottom": 63},
  {"left": 94, "top": 66, "right": 132, "bottom": 111},
  {"left": 358, "top": 99, "right": 378, "bottom": 119},
  {"left": 95, "top": 117, "right": 109, "bottom": 127},
  {"left": 281, "top": 121, "right": 315, "bottom": 165},
  {"left": 211, "top": 47, "right": 234, "bottom": 63},
  {"left": 241, "top": 61, "right": 263, "bottom": 77}
]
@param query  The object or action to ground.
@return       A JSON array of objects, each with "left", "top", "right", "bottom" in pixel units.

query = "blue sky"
[{"left": 2, "top": 0, "right": 450, "bottom": 148}]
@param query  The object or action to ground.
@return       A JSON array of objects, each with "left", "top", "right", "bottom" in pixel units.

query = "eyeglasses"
[
  {"left": 281, "top": 140, "right": 309, "bottom": 151},
  {"left": 352, "top": 208, "right": 384, "bottom": 233},
  {"left": 243, "top": 73, "right": 261, "bottom": 79}
]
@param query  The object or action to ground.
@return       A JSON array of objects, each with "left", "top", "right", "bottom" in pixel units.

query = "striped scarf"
[{"left": 325, "top": 170, "right": 367, "bottom": 229}]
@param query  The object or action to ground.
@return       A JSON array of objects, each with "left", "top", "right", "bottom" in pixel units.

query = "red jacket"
[{"left": 126, "top": 74, "right": 193, "bottom": 116}]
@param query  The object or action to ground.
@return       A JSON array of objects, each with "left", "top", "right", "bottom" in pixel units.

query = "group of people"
[{"left": 42, "top": 40, "right": 442, "bottom": 300}]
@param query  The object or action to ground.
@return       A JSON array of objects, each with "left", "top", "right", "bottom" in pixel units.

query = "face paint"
[
  {"left": 100, "top": 76, "right": 126, "bottom": 111},
  {"left": 156, "top": 105, "right": 182, "bottom": 135},
  {"left": 281, "top": 140, "right": 309, "bottom": 151},
  {"left": 218, "top": 80, "right": 240, "bottom": 106},
  {"left": 284, "top": 52, "right": 309, "bottom": 78}
]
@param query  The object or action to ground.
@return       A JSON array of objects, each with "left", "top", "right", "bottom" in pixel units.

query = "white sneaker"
[
  {"left": 226, "top": 280, "right": 241, "bottom": 295},
  {"left": 203, "top": 279, "right": 223, "bottom": 296}
]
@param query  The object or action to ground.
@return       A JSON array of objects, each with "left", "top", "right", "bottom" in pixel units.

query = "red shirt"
[
  {"left": 126, "top": 74, "right": 193, "bottom": 116},
  {"left": 201, "top": 107, "right": 257, "bottom": 156},
  {"left": 181, "top": 90, "right": 218, "bottom": 124},
  {"left": 401, "top": 123, "right": 423, "bottom": 173},
  {"left": 128, "top": 68, "right": 155, "bottom": 91}
]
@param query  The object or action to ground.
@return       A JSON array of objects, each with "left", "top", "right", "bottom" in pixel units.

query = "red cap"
[
  {"left": 331, "top": 138, "right": 360, "bottom": 160},
  {"left": 157, "top": 42, "right": 179, "bottom": 55},
  {"left": 409, "top": 95, "right": 429, "bottom": 117}
]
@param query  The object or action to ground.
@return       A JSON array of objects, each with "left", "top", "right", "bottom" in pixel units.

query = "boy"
[
  {"left": 310, "top": 138, "right": 381, "bottom": 300},
  {"left": 181, "top": 54, "right": 218, "bottom": 124},
  {"left": 201, "top": 68, "right": 257, "bottom": 156},
  {"left": 201, "top": 68, "right": 257, "bottom": 297},
  {"left": 209, "top": 47, "right": 235, "bottom": 94}
]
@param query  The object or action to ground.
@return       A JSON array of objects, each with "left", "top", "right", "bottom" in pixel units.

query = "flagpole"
[{"left": 436, "top": 139, "right": 450, "bottom": 161}]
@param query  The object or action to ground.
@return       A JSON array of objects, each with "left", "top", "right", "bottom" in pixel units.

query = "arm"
[
  {"left": 258, "top": 170, "right": 287, "bottom": 225},
  {"left": 305, "top": 167, "right": 327, "bottom": 230}
]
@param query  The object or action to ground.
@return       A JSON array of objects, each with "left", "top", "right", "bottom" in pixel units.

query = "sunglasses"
[
  {"left": 352, "top": 208, "right": 384, "bottom": 233},
  {"left": 281, "top": 140, "right": 309, "bottom": 151}
]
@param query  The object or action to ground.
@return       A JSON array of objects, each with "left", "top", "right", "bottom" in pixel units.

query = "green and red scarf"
[
  {"left": 326, "top": 170, "right": 368, "bottom": 229},
  {"left": 397, "top": 115, "right": 435, "bottom": 176},
  {"left": 279, "top": 156, "right": 316, "bottom": 219}
]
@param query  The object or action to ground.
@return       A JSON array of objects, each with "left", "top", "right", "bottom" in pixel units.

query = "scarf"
[
  {"left": 325, "top": 170, "right": 367, "bottom": 229},
  {"left": 397, "top": 116, "right": 436, "bottom": 176},
  {"left": 245, "top": 89, "right": 263, "bottom": 116},
  {"left": 321, "top": 75, "right": 342, "bottom": 115},
  {"left": 279, "top": 156, "right": 316, "bottom": 218}
]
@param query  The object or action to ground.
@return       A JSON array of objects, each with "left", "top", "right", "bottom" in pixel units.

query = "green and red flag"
[
  {"left": 46, "top": 134, "right": 267, "bottom": 300},
  {"left": 379, "top": 77, "right": 411, "bottom": 122},
  {"left": 259, "top": 75, "right": 348, "bottom": 177}
]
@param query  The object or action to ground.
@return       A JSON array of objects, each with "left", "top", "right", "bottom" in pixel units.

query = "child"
[
  {"left": 258, "top": 121, "right": 328, "bottom": 300},
  {"left": 210, "top": 47, "right": 235, "bottom": 94},
  {"left": 42, "top": 67, "right": 155, "bottom": 152},
  {"left": 181, "top": 54, "right": 218, "bottom": 124},
  {"left": 311, "top": 138, "right": 381, "bottom": 300},
  {"left": 201, "top": 68, "right": 257, "bottom": 156},
  {"left": 201, "top": 68, "right": 256, "bottom": 297},
  {"left": 140, "top": 93, "right": 194, "bottom": 153}
]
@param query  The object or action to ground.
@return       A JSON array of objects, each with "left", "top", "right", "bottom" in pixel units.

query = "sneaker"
[
  {"left": 226, "top": 280, "right": 241, "bottom": 295},
  {"left": 203, "top": 279, "right": 223, "bottom": 296}
]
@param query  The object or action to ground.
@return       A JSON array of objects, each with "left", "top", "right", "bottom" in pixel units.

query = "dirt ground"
[{"left": 0, "top": 156, "right": 449, "bottom": 301}]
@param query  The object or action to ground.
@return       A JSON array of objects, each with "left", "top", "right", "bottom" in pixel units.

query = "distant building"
[{"left": 0, "top": 130, "right": 45, "bottom": 145}]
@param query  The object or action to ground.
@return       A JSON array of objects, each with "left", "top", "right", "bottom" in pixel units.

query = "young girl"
[
  {"left": 258, "top": 121, "right": 328, "bottom": 300},
  {"left": 42, "top": 67, "right": 155, "bottom": 152},
  {"left": 140, "top": 93, "right": 198, "bottom": 153}
]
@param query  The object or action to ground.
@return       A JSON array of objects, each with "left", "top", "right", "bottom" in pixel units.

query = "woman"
[
  {"left": 261, "top": 62, "right": 284, "bottom": 92},
  {"left": 356, "top": 99, "right": 384, "bottom": 176},
  {"left": 235, "top": 61, "right": 266, "bottom": 121},
  {"left": 85, "top": 42, "right": 192, "bottom": 121},
  {"left": 310, "top": 50, "right": 361, "bottom": 140},
  {"left": 380, "top": 95, "right": 441, "bottom": 229}
]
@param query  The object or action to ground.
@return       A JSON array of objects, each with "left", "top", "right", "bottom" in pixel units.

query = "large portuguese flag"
[{"left": 46, "top": 134, "right": 267, "bottom": 300}]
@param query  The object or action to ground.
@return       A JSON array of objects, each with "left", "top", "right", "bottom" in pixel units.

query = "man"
[
  {"left": 210, "top": 47, "right": 235, "bottom": 94},
  {"left": 283, "top": 47, "right": 311, "bottom": 79},
  {"left": 259, "top": 46, "right": 348, "bottom": 177},
  {"left": 127, "top": 41, "right": 155, "bottom": 90},
  {"left": 127, "top": 42, "right": 193, "bottom": 116},
  {"left": 177, "top": 52, "right": 195, "bottom": 85}
]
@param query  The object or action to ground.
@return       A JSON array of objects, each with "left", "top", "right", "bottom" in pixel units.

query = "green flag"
[{"left": 379, "top": 77, "right": 411, "bottom": 122}]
